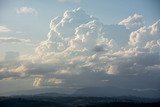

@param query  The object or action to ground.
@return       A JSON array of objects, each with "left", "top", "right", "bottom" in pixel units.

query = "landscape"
[{"left": 0, "top": 0, "right": 160, "bottom": 107}]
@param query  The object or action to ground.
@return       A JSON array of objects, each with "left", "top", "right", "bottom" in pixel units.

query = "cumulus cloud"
[
  {"left": 1, "top": 8, "right": 160, "bottom": 93},
  {"left": 129, "top": 20, "right": 160, "bottom": 49},
  {"left": 119, "top": 14, "right": 144, "bottom": 29},
  {"left": 0, "top": 37, "right": 30, "bottom": 44},
  {"left": 35, "top": 8, "right": 96, "bottom": 55},
  {"left": 16, "top": 7, "right": 38, "bottom": 16},
  {"left": 35, "top": 8, "right": 116, "bottom": 57},
  {"left": 0, "top": 26, "right": 10, "bottom": 33},
  {"left": 32, "top": 8, "right": 160, "bottom": 90}
]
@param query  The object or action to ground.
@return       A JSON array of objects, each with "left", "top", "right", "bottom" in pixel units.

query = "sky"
[{"left": 0, "top": 0, "right": 160, "bottom": 96}]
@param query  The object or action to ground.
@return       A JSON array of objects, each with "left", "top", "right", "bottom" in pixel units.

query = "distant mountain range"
[
  {"left": 1, "top": 86, "right": 160, "bottom": 99},
  {"left": 0, "top": 86, "right": 160, "bottom": 107},
  {"left": 74, "top": 86, "right": 160, "bottom": 98},
  {"left": 0, "top": 87, "right": 69, "bottom": 96}
]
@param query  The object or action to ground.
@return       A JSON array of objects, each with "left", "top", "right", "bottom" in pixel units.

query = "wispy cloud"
[
  {"left": 0, "top": 26, "right": 10, "bottom": 33},
  {"left": 16, "top": 7, "right": 38, "bottom": 16},
  {"left": 0, "top": 37, "right": 30, "bottom": 44}
]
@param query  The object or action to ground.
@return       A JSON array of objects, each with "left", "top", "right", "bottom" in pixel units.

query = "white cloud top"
[
  {"left": 119, "top": 14, "right": 144, "bottom": 29},
  {"left": 129, "top": 20, "right": 160, "bottom": 48}
]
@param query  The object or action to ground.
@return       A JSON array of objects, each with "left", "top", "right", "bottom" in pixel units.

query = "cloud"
[
  {"left": 33, "top": 78, "right": 42, "bottom": 87},
  {"left": 35, "top": 8, "right": 96, "bottom": 55},
  {"left": 0, "top": 37, "right": 30, "bottom": 44},
  {"left": 129, "top": 20, "right": 160, "bottom": 49},
  {"left": 0, "top": 26, "right": 10, "bottom": 33},
  {"left": 1, "top": 8, "right": 160, "bottom": 93},
  {"left": 119, "top": 14, "right": 144, "bottom": 29},
  {"left": 32, "top": 9, "right": 160, "bottom": 89},
  {"left": 0, "top": 51, "right": 26, "bottom": 80},
  {"left": 16, "top": 7, "right": 38, "bottom": 16},
  {"left": 50, "top": 8, "right": 94, "bottom": 38},
  {"left": 69, "top": 20, "right": 117, "bottom": 52},
  {"left": 33, "top": 77, "right": 63, "bottom": 87},
  {"left": 35, "top": 8, "right": 117, "bottom": 57}
]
